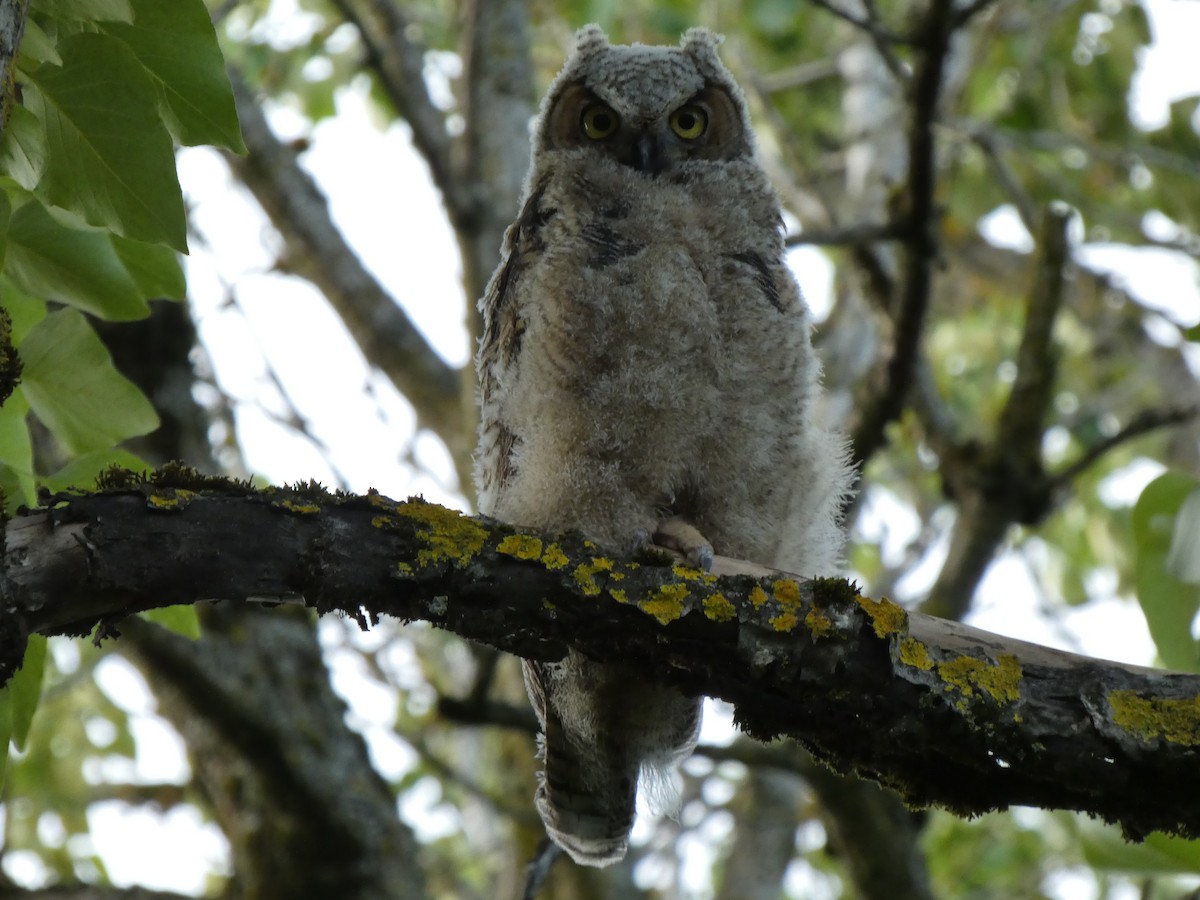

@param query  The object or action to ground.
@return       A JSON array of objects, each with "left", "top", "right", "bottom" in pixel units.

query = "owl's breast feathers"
[{"left": 475, "top": 158, "right": 806, "bottom": 518}]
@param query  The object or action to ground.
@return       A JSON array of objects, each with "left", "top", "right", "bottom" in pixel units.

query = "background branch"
[{"left": 224, "top": 71, "right": 469, "bottom": 478}]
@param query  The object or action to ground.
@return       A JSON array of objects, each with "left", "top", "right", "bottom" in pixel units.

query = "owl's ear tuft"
[
  {"left": 575, "top": 24, "right": 611, "bottom": 55},
  {"left": 681, "top": 27, "right": 724, "bottom": 58}
]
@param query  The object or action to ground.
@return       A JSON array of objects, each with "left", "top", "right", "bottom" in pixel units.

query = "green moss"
[
  {"left": 704, "top": 593, "right": 737, "bottom": 622},
  {"left": 858, "top": 595, "right": 907, "bottom": 638},
  {"left": 938, "top": 654, "right": 1022, "bottom": 706},
  {"left": 1109, "top": 690, "right": 1200, "bottom": 746},
  {"left": 95, "top": 465, "right": 150, "bottom": 490},
  {"left": 641, "top": 583, "right": 689, "bottom": 625},
  {"left": 497, "top": 534, "right": 543, "bottom": 560}
]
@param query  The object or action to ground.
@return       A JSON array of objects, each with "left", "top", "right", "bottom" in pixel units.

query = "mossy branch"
[{"left": 3, "top": 467, "right": 1199, "bottom": 841}]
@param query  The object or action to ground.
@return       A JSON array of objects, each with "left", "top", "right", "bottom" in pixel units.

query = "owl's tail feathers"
[{"left": 535, "top": 719, "right": 636, "bottom": 867}]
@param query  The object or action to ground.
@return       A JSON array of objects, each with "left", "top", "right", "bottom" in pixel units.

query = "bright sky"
[{"left": 6, "top": 2, "right": 1200, "bottom": 895}]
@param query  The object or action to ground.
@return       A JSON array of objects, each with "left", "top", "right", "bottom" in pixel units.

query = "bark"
[
  {"left": 0, "top": 0, "right": 28, "bottom": 148},
  {"left": 5, "top": 473, "right": 1200, "bottom": 843}
]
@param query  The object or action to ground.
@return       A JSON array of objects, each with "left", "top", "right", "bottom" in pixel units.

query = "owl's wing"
[{"left": 475, "top": 183, "right": 553, "bottom": 508}]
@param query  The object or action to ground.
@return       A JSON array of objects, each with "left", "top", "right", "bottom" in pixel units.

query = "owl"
[{"left": 474, "top": 25, "right": 854, "bottom": 867}]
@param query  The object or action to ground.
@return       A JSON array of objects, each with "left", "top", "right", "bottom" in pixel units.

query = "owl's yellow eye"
[
  {"left": 581, "top": 103, "right": 619, "bottom": 140},
  {"left": 669, "top": 105, "right": 708, "bottom": 140}
]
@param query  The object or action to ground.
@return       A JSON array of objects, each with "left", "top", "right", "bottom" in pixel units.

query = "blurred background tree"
[{"left": 2, "top": 0, "right": 1200, "bottom": 898}]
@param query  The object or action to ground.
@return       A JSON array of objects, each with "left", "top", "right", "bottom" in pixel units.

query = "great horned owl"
[{"left": 474, "top": 25, "right": 853, "bottom": 867}]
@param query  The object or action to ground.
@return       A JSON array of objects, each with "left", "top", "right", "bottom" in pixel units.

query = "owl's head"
[{"left": 535, "top": 25, "right": 754, "bottom": 176}]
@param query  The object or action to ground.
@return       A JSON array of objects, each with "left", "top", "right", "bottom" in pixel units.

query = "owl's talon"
[{"left": 653, "top": 516, "right": 714, "bottom": 572}]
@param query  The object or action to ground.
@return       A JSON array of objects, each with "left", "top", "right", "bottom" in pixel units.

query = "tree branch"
[
  {"left": 4, "top": 470, "right": 1200, "bottom": 842},
  {"left": 223, "top": 72, "right": 469, "bottom": 474},
  {"left": 850, "top": 0, "right": 955, "bottom": 469},
  {"left": 920, "top": 208, "right": 1071, "bottom": 619},
  {"left": 0, "top": 0, "right": 29, "bottom": 148},
  {"left": 785, "top": 221, "right": 903, "bottom": 247},
  {"left": 326, "top": 0, "right": 476, "bottom": 227}
]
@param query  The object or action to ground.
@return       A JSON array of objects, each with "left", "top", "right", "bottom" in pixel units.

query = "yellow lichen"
[
  {"left": 395, "top": 561, "right": 414, "bottom": 577},
  {"left": 279, "top": 500, "right": 320, "bottom": 515},
  {"left": 398, "top": 500, "right": 487, "bottom": 569},
  {"left": 898, "top": 637, "right": 934, "bottom": 671},
  {"left": 368, "top": 492, "right": 396, "bottom": 511},
  {"left": 704, "top": 593, "right": 737, "bottom": 622},
  {"left": 146, "top": 489, "right": 195, "bottom": 510},
  {"left": 497, "top": 534, "right": 543, "bottom": 561},
  {"left": 857, "top": 595, "right": 907, "bottom": 638},
  {"left": 1109, "top": 690, "right": 1200, "bottom": 746},
  {"left": 641, "top": 583, "right": 689, "bottom": 625},
  {"left": 542, "top": 543, "right": 569, "bottom": 570},
  {"left": 749, "top": 585, "right": 770, "bottom": 608},
  {"left": 574, "top": 557, "right": 613, "bottom": 596},
  {"left": 937, "top": 654, "right": 1022, "bottom": 705},
  {"left": 770, "top": 611, "right": 798, "bottom": 632},
  {"left": 773, "top": 579, "right": 801, "bottom": 609},
  {"left": 805, "top": 608, "right": 834, "bottom": 639},
  {"left": 673, "top": 563, "right": 716, "bottom": 584},
  {"left": 609, "top": 588, "right": 628, "bottom": 604}
]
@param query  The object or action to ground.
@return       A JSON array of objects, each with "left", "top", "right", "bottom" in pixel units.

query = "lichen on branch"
[{"left": 2, "top": 466, "right": 1200, "bottom": 840}]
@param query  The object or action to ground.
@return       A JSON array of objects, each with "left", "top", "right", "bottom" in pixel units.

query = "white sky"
[{"left": 7, "top": 2, "right": 1200, "bottom": 895}]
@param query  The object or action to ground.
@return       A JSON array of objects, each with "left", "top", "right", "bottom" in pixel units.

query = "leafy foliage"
[{"left": 0, "top": 0, "right": 240, "bottom": 837}]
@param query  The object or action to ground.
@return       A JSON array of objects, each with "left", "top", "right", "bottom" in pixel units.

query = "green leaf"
[
  {"left": 0, "top": 390, "right": 36, "bottom": 507},
  {"left": 103, "top": 0, "right": 246, "bottom": 151},
  {"left": 16, "top": 17, "right": 62, "bottom": 67},
  {"left": 5, "top": 198, "right": 150, "bottom": 320},
  {"left": 44, "top": 447, "right": 148, "bottom": 492},
  {"left": 1132, "top": 472, "right": 1200, "bottom": 672},
  {"left": 19, "top": 309, "right": 158, "bottom": 454},
  {"left": 0, "top": 276, "right": 48, "bottom": 342},
  {"left": 1082, "top": 821, "right": 1200, "bottom": 874},
  {"left": 0, "top": 686, "right": 10, "bottom": 792},
  {"left": 142, "top": 606, "right": 201, "bottom": 640},
  {"left": 24, "top": 32, "right": 187, "bottom": 251},
  {"left": 0, "top": 104, "right": 47, "bottom": 192},
  {"left": 33, "top": 0, "right": 132, "bottom": 23},
  {"left": 8, "top": 635, "right": 46, "bottom": 750},
  {"left": 112, "top": 235, "right": 185, "bottom": 300},
  {"left": 0, "top": 188, "right": 10, "bottom": 267}
]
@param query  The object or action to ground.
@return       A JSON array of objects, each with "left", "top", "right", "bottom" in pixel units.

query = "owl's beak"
[{"left": 630, "top": 131, "right": 663, "bottom": 175}]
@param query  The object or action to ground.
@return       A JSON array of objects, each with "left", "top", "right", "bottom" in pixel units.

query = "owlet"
[{"left": 474, "top": 25, "right": 854, "bottom": 867}]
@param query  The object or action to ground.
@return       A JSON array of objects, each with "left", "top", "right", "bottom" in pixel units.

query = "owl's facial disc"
[{"left": 543, "top": 81, "right": 747, "bottom": 174}]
